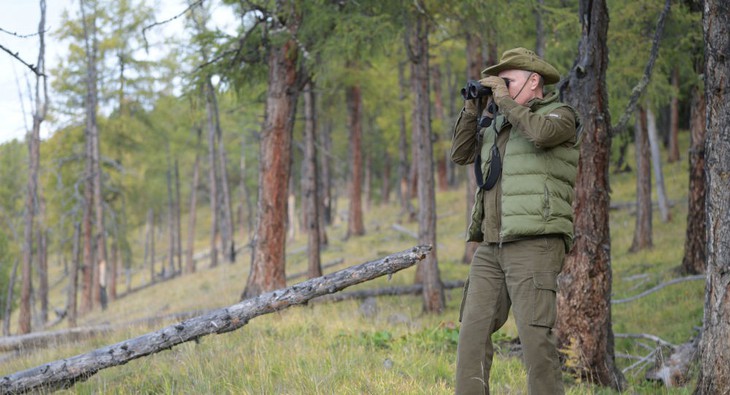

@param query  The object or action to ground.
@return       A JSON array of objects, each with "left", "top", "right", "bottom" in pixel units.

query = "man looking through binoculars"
[{"left": 450, "top": 47, "right": 582, "bottom": 395}]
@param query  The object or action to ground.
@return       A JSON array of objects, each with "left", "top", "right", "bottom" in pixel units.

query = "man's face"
[{"left": 498, "top": 69, "right": 538, "bottom": 105}]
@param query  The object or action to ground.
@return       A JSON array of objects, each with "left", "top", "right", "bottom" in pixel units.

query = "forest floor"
[{"left": 0, "top": 133, "right": 703, "bottom": 394}]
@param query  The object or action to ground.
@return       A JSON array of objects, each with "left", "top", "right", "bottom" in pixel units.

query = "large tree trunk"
[
  {"left": 0, "top": 246, "right": 430, "bottom": 395},
  {"left": 302, "top": 80, "right": 322, "bottom": 279},
  {"left": 242, "top": 29, "right": 300, "bottom": 299},
  {"left": 680, "top": 68, "right": 706, "bottom": 275},
  {"left": 345, "top": 80, "right": 365, "bottom": 238},
  {"left": 555, "top": 0, "right": 626, "bottom": 389},
  {"left": 630, "top": 107, "right": 653, "bottom": 252},
  {"left": 80, "top": 0, "right": 98, "bottom": 316},
  {"left": 534, "top": 0, "right": 546, "bottom": 57},
  {"left": 694, "top": 1, "right": 730, "bottom": 392},
  {"left": 408, "top": 2, "right": 444, "bottom": 313}
]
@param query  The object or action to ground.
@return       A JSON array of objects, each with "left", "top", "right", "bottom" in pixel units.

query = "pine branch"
[{"left": 610, "top": 0, "right": 671, "bottom": 137}]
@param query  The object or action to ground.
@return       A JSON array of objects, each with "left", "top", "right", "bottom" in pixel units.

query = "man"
[{"left": 451, "top": 47, "right": 581, "bottom": 394}]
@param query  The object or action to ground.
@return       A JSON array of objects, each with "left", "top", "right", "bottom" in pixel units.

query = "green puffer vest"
[{"left": 467, "top": 101, "right": 580, "bottom": 249}]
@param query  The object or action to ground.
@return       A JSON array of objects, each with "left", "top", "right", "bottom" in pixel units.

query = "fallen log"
[
  {"left": 314, "top": 279, "right": 465, "bottom": 303},
  {"left": 0, "top": 245, "right": 430, "bottom": 394},
  {"left": 0, "top": 310, "right": 210, "bottom": 354}
]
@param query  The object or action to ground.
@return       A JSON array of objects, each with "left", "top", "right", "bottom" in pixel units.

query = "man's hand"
[
  {"left": 479, "top": 76, "right": 510, "bottom": 107},
  {"left": 464, "top": 98, "right": 479, "bottom": 115}
]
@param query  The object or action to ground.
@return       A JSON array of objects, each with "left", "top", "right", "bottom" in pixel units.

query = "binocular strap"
[{"left": 474, "top": 142, "right": 501, "bottom": 191}]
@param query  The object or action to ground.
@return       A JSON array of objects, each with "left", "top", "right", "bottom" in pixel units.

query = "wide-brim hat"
[{"left": 482, "top": 47, "right": 561, "bottom": 85}]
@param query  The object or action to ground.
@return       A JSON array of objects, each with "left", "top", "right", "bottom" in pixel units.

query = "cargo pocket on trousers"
[
  {"left": 531, "top": 272, "right": 558, "bottom": 328},
  {"left": 458, "top": 277, "right": 470, "bottom": 323}
]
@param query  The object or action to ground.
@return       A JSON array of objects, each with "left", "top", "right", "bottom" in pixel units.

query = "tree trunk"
[
  {"left": 462, "top": 32, "right": 483, "bottom": 264},
  {"left": 165, "top": 147, "right": 175, "bottom": 278},
  {"left": 174, "top": 159, "right": 183, "bottom": 273},
  {"left": 668, "top": 66, "right": 681, "bottom": 162},
  {"left": 204, "top": 82, "right": 220, "bottom": 269},
  {"left": 242, "top": 30, "right": 300, "bottom": 299},
  {"left": 37, "top": 198, "right": 48, "bottom": 326},
  {"left": 239, "top": 133, "right": 253, "bottom": 243},
  {"left": 534, "top": 0, "right": 546, "bottom": 57},
  {"left": 302, "top": 81, "right": 322, "bottom": 279},
  {"left": 680, "top": 70, "right": 706, "bottom": 275},
  {"left": 345, "top": 81, "right": 366, "bottom": 238},
  {"left": 646, "top": 106, "right": 671, "bottom": 222},
  {"left": 555, "top": 0, "right": 626, "bottom": 389},
  {"left": 67, "top": 222, "right": 80, "bottom": 328},
  {"left": 79, "top": 0, "right": 97, "bottom": 316},
  {"left": 694, "top": 1, "right": 730, "bottom": 392},
  {"left": 382, "top": 151, "right": 391, "bottom": 204},
  {"left": 185, "top": 131, "right": 201, "bottom": 275},
  {"left": 3, "top": 258, "right": 19, "bottom": 335},
  {"left": 431, "top": 64, "right": 449, "bottom": 192},
  {"left": 216, "top": 118, "right": 235, "bottom": 263},
  {"left": 630, "top": 107, "right": 653, "bottom": 252},
  {"left": 397, "top": 61, "right": 415, "bottom": 221},
  {"left": 1, "top": 246, "right": 430, "bottom": 395},
  {"left": 145, "top": 209, "right": 155, "bottom": 284},
  {"left": 319, "top": 120, "right": 333, "bottom": 226},
  {"left": 287, "top": 175, "right": 297, "bottom": 241},
  {"left": 408, "top": 2, "right": 444, "bottom": 313}
]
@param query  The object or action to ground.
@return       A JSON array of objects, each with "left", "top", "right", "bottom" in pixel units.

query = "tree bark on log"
[{"left": 0, "top": 246, "right": 431, "bottom": 394}]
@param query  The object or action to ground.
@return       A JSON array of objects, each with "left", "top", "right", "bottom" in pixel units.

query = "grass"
[{"left": 0, "top": 131, "right": 704, "bottom": 394}]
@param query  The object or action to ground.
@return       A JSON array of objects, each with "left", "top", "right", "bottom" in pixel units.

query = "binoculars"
[{"left": 460, "top": 78, "right": 510, "bottom": 100}]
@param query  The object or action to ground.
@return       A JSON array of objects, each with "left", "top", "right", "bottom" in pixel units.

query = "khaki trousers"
[{"left": 455, "top": 237, "right": 565, "bottom": 395}]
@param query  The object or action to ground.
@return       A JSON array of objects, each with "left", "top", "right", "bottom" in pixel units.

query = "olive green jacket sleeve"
[
  {"left": 498, "top": 98, "right": 577, "bottom": 148},
  {"left": 450, "top": 108, "right": 479, "bottom": 165}
]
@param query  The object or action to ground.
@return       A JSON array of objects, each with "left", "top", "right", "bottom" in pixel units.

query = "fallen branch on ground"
[
  {"left": 0, "top": 245, "right": 431, "bottom": 394},
  {"left": 0, "top": 310, "right": 210, "bottom": 353},
  {"left": 612, "top": 275, "right": 704, "bottom": 304},
  {"left": 314, "top": 280, "right": 464, "bottom": 303}
]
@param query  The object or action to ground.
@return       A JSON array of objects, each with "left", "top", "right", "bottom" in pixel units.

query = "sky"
[{"left": 0, "top": 0, "right": 235, "bottom": 145}]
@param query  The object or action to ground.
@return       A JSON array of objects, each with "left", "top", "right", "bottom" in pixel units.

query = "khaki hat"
[{"left": 482, "top": 47, "right": 561, "bottom": 85}]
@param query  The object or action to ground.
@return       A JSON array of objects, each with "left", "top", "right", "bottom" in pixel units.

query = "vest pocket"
[{"left": 531, "top": 271, "right": 558, "bottom": 328}]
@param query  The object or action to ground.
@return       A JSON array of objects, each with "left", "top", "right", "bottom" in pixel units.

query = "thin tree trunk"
[
  {"left": 3, "top": 258, "right": 19, "bottom": 335},
  {"left": 431, "top": 64, "right": 449, "bottom": 192},
  {"left": 631, "top": 107, "right": 653, "bottom": 252},
  {"left": 302, "top": 80, "right": 322, "bottom": 278},
  {"left": 242, "top": 28, "right": 300, "bottom": 299},
  {"left": 668, "top": 66, "right": 681, "bottom": 162},
  {"left": 646, "top": 106, "right": 671, "bottom": 222},
  {"left": 239, "top": 134, "right": 253, "bottom": 243},
  {"left": 37, "top": 198, "right": 48, "bottom": 326},
  {"left": 534, "top": 0, "right": 546, "bottom": 57},
  {"left": 165, "top": 146, "right": 175, "bottom": 278},
  {"left": 319, "top": 120, "right": 333, "bottom": 226},
  {"left": 345, "top": 81, "right": 366, "bottom": 238},
  {"left": 680, "top": 70, "right": 706, "bottom": 275},
  {"left": 204, "top": 82, "right": 220, "bottom": 269},
  {"left": 174, "top": 159, "right": 182, "bottom": 273},
  {"left": 363, "top": 153, "right": 371, "bottom": 212},
  {"left": 695, "top": 2, "right": 730, "bottom": 391},
  {"left": 555, "top": 0, "right": 626, "bottom": 389},
  {"left": 108, "top": 235, "right": 117, "bottom": 303},
  {"left": 216, "top": 120, "right": 235, "bottom": 263},
  {"left": 408, "top": 2, "right": 444, "bottom": 313},
  {"left": 382, "top": 151, "right": 391, "bottom": 204},
  {"left": 397, "top": 61, "right": 415, "bottom": 220},
  {"left": 287, "top": 175, "right": 297, "bottom": 241},
  {"left": 185, "top": 131, "right": 201, "bottom": 274},
  {"left": 145, "top": 209, "right": 155, "bottom": 284},
  {"left": 67, "top": 222, "right": 80, "bottom": 328}
]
